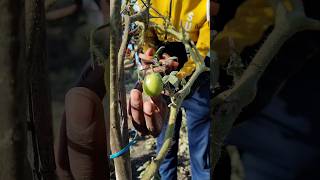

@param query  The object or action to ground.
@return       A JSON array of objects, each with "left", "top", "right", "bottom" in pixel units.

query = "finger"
[
  {"left": 145, "top": 48, "right": 155, "bottom": 56},
  {"left": 139, "top": 53, "right": 153, "bottom": 63},
  {"left": 161, "top": 53, "right": 171, "bottom": 59},
  {"left": 143, "top": 101, "right": 162, "bottom": 137},
  {"left": 150, "top": 95, "right": 169, "bottom": 122},
  {"left": 149, "top": 96, "right": 168, "bottom": 137},
  {"left": 159, "top": 54, "right": 172, "bottom": 65},
  {"left": 145, "top": 66, "right": 166, "bottom": 74},
  {"left": 152, "top": 103, "right": 164, "bottom": 137},
  {"left": 159, "top": 60, "right": 179, "bottom": 72},
  {"left": 130, "top": 89, "right": 149, "bottom": 135},
  {"left": 170, "top": 61, "right": 179, "bottom": 70},
  {"left": 139, "top": 48, "right": 155, "bottom": 64},
  {"left": 159, "top": 54, "right": 179, "bottom": 71}
]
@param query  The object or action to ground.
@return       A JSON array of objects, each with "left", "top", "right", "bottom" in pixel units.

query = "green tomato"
[{"left": 143, "top": 72, "right": 164, "bottom": 97}]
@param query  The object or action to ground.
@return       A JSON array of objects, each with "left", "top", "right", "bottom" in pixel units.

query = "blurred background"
[
  {"left": 46, "top": 0, "right": 105, "bottom": 135},
  {"left": 212, "top": 0, "right": 320, "bottom": 180}
]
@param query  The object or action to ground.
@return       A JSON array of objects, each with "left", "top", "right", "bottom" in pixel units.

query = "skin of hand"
[
  {"left": 139, "top": 48, "right": 179, "bottom": 74},
  {"left": 128, "top": 48, "right": 179, "bottom": 137}
]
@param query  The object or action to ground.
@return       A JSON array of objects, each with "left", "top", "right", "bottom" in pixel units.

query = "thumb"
[
  {"left": 139, "top": 48, "right": 155, "bottom": 64},
  {"left": 145, "top": 48, "right": 155, "bottom": 56}
]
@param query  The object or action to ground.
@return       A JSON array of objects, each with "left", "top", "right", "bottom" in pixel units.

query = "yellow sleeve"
[
  {"left": 177, "top": 20, "right": 210, "bottom": 79},
  {"left": 196, "top": 20, "right": 210, "bottom": 58}
]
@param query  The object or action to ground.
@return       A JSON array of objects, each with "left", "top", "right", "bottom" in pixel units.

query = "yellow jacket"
[
  {"left": 213, "top": 0, "right": 274, "bottom": 65},
  {"left": 138, "top": 0, "right": 210, "bottom": 78}
]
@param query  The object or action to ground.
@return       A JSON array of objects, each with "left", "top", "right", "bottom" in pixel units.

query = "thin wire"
[{"left": 109, "top": 129, "right": 138, "bottom": 159}]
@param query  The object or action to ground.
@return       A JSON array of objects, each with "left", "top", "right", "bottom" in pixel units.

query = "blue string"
[{"left": 109, "top": 129, "right": 138, "bottom": 159}]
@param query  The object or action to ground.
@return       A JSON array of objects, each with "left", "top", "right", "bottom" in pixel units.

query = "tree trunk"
[
  {"left": 26, "top": 0, "right": 56, "bottom": 179},
  {"left": 109, "top": 0, "right": 132, "bottom": 179},
  {"left": 0, "top": 0, "right": 30, "bottom": 179}
]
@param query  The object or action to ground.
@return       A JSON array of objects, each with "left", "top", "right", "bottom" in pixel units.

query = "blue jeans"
[
  {"left": 156, "top": 72, "right": 211, "bottom": 180},
  {"left": 227, "top": 96, "right": 320, "bottom": 180}
]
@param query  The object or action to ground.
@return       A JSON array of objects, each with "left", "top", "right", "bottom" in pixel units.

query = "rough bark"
[
  {"left": 109, "top": 0, "right": 132, "bottom": 179},
  {"left": 26, "top": 0, "right": 56, "bottom": 179},
  {"left": 0, "top": 0, "right": 30, "bottom": 179},
  {"left": 102, "top": 0, "right": 111, "bottom": 178}
]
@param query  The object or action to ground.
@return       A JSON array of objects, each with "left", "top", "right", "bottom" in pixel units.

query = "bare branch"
[{"left": 110, "top": 0, "right": 132, "bottom": 179}]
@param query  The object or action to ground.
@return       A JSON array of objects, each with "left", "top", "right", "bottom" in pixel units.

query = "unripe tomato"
[{"left": 143, "top": 72, "right": 163, "bottom": 97}]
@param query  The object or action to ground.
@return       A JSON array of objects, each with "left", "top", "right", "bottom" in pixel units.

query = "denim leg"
[
  {"left": 156, "top": 111, "right": 183, "bottom": 180},
  {"left": 182, "top": 73, "right": 211, "bottom": 180},
  {"left": 156, "top": 71, "right": 211, "bottom": 180}
]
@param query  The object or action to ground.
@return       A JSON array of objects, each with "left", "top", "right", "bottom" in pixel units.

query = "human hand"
[
  {"left": 138, "top": 48, "right": 179, "bottom": 75},
  {"left": 128, "top": 48, "right": 177, "bottom": 137},
  {"left": 128, "top": 88, "right": 168, "bottom": 137}
]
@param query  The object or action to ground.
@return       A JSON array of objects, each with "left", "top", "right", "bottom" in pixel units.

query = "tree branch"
[{"left": 110, "top": 0, "right": 132, "bottom": 179}]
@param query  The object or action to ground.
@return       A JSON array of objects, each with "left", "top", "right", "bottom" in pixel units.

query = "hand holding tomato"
[
  {"left": 138, "top": 48, "right": 179, "bottom": 74},
  {"left": 128, "top": 48, "right": 178, "bottom": 137}
]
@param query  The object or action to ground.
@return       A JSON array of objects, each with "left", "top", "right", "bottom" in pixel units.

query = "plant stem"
[
  {"left": 141, "top": 105, "right": 179, "bottom": 180},
  {"left": 141, "top": 58, "right": 207, "bottom": 179}
]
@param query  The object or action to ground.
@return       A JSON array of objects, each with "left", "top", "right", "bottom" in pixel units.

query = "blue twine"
[{"left": 109, "top": 129, "right": 138, "bottom": 159}]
